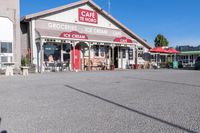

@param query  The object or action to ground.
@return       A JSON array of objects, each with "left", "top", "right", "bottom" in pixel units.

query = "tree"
[{"left": 154, "top": 34, "right": 169, "bottom": 47}]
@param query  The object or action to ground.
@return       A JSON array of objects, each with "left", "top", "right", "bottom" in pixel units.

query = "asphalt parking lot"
[{"left": 0, "top": 69, "right": 200, "bottom": 133}]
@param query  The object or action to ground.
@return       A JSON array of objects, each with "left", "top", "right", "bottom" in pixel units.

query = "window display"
[
  {"left": 100, "top": 46, "right": 105, "bottom": 57},
  {"left": 93, "top": 45, "right": 99, "bottom": 57},
  {"left": 1, "top": 42, "right": 12, "bottom": 53},
  {"left": 44, "top": 43, "right": 61, "bottom": 61}
]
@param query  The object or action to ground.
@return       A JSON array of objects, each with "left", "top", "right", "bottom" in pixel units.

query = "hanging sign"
[
  {"left": 60, "top": 31, "right": 88, "bottom": 40},
  {"left": 114, "top": 36, "right": 133, "bottom": 43},
  {"left": 78, "top": 8, "right": 98, "bottom": 24}
]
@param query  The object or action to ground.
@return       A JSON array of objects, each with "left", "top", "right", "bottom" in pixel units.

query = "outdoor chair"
[{"left": 84, "top": 60, "right": 92, "bottom": 71}]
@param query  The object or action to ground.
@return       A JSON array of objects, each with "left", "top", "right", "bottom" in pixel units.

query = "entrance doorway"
[
  {"left": 62, "top": 43, "right": 71, "bottom": 70},
  {"left": 114, "top": 47, "right": 119, "bottom": 68},
  {"left": 118, "top": 47, "right": 127, "bottom": 69}
]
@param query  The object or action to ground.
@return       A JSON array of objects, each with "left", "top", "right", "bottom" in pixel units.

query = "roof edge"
[
  {"left": 87, "top": 1, "right": 152, "bottom": 49},
  {"left": 22, "top": 0, "right": 152, "bottom": 49},
  {"left": 23, "top": 0, "right": 87, "bottom": 21}
]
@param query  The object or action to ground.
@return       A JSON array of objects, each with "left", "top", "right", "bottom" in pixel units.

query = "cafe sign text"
[{"left": 78, "top": 8, "right": 98, "bottom": 24}]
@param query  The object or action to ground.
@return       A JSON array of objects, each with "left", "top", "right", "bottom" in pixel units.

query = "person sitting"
[{"left": 48, "top": 55, "right": 54, "bottom": 62}]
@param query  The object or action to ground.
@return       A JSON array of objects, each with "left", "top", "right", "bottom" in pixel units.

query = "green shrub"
[
  {"left": 166, "top": 61, "right": 173, "bottom": 68},
  {"left": 21, "top": 56, "right": 30, "bottom": 66},
  {"left": 178, "top": 61, "right": 183, "bottom": 68}
]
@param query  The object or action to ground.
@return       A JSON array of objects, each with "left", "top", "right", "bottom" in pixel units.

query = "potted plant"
[
  {"left": 21, "top": 55, "right": 30, "bottom": 76},
  {"left": 133, "top": 64, "right": 139, "bottom": 69},
  {"left": 110, "top": 60, "right": 115, "bottom": 70}
]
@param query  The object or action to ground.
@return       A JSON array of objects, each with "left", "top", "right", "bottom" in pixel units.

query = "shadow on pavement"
[
  {"left": 0, "top": 118, "right": 8, "bottom": 133},
  {"left": 65, "top": 84, "right": 197, "bottom": 133},
  {"left": 124, "top": 76, "right": 200, "bottom": 88},
  {"left": 0, "top": 131, "right": 8, "bottom": 133}
]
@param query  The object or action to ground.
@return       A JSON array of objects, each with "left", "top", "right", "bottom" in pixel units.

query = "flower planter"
[
  {"left": 20, "top": 66, "right": 29, "bottom": 76},
  {"left": 110, "top": 64, "right": 115, "bottom": 70},
  {"left": 133, "top": 64, "right": 139, "bottom": 69}
]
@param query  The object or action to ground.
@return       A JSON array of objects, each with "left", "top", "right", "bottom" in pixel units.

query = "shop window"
[
  {"left": 128, "top": 48, "right": 133, "bottom": 60},
  {"left": 44, "top": 43, "right": 61, "bottom": 61},
  {"left": 63, "top": 43, "right": 71, "bottom": 53},
  {"left": 93, "top": 45, "right": 108, "bottom": 58},
  {"left": 100, "top": 46, "right": 105, "bottom": 57},
  {"left": 122, "top": 49, "right": 126, "bottom": 58},
  {"left": 138, "top": 47, "right": 144, "bottom": 58},
  {"left": 93, "top": 45, "right": 99, "bottom": 57},
  {"left": 83, "top": 47, "right": 89, "bottom": 57},
  {"left": 105, "top": 46, "right": 109, "bottom": 58},
  {"left": 0, "top": 42, "right": 13, "bottom": 63},
  {"left": 1, "top": 42, "right": 12, "bottom": 53}
]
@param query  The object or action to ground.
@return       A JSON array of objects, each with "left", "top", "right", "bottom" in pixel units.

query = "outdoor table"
[
  {"left": 48, "top": 62, "right": 56, "bottom": 72},
  {"left": 3, "top": 62, "right": 15, "bottom": 76}
]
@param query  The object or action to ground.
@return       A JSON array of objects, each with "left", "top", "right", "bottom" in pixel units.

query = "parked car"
[{"left": 195, "top": 56, "right": 200, "bottom": 70}]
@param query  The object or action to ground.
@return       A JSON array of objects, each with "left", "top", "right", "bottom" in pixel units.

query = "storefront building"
[
  {"left": 0, "top": 0, "right": 21, "bottom": 69},
  {"left": 176, "top": 45, "right": 200, "bottom": 67},
  {"left": 21, "top": 0, "right": 151, "bottom": 72}
]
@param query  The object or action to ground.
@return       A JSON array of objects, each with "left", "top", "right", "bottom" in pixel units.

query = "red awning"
[
  {"left": 149, "top": 47, "right": 168, "bottom": 53},
  {"left": 166, "top": 48, "right": 180, "bottom": 54}
]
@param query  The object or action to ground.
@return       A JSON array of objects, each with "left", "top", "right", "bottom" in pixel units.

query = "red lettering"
[{"left": 114, "top": 37, "right": 133, "bottom": 44}]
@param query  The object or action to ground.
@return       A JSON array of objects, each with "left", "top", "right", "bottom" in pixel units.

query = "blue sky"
[{"left": 20, "top": 0, "right": 200, "bottom": 47}]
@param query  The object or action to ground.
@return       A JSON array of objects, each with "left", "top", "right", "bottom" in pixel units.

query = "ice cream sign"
[
  {"left": 60, "top": 31, "right": 88, "bottom": 40},
  {"left": 78, "top": 8, "right": 98, "bottom": 24}
]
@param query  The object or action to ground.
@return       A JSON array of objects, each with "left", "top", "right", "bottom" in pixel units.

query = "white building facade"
[
  {"left": 0, "top": 0, "right": 21, "bottom": 69},
  {"left": 21, "top": 0, "right": 151, "bottom": 72}
]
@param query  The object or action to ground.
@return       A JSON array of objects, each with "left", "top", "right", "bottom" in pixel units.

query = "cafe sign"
[
  {"left": 78, "top": 8, "right": 98, "bottom": 24},
  {"left": 60, "top": 31, "right": 88, "bottom": 40},
  {"left": 114, "top": 37, "right": 133, "bottom": 43}
]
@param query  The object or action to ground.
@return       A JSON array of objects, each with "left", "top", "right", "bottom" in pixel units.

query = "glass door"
[{"left": 63, "top": 43, "right": 71, "bottom": 71}]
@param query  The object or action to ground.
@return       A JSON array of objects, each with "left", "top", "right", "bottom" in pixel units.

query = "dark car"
[{"left": 195, "top": 56, "right": 200, "bottom": 70}]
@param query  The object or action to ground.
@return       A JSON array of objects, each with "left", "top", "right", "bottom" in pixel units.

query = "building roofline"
[
  {"left": 179, "top": 51, "right": 200, "bottom": 55},
  {"left": 22, "top": 0, "right": 152, "bottom": 49}
]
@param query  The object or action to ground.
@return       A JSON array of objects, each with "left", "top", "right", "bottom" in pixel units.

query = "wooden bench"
[{"left": 84, "top": 58, "right": 106, "bottom": 71}]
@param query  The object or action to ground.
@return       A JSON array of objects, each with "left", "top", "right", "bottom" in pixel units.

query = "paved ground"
[{"left": 0, "top": 69, "right": 200, "bottom": 133}]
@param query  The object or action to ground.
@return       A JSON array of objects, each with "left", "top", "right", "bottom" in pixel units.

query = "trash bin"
[{"left": 173, "top": 61, "right": 178, "bottom": 69}]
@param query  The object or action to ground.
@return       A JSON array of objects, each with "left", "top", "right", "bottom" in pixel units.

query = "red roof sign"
[
  {"left": 78, "top": 8, "right": 98, "bottom": 24},
  {"left": 114, "top": 37, "right": 133, "bottom": 43}
]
